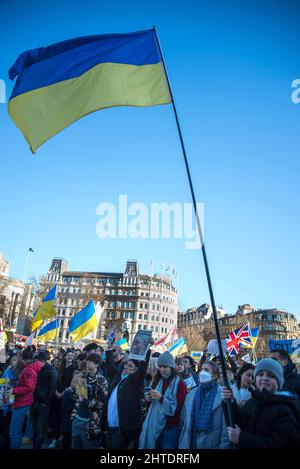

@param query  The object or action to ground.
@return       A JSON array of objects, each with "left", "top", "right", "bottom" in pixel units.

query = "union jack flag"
[{"left": 226, "top": 323, "right": 253, "bottom": 356}]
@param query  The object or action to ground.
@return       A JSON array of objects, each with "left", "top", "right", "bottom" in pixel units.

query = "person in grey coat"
[{"left": 179, "top": 361, "right": 231, "bottom": 449}]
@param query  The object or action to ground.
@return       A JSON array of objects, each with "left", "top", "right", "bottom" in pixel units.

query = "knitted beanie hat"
[
  {"left": 254, "top": 358, "right": 284, "bottom": 389},
  {"left": 157, "top": 351, "right": 176, "bottom": 369}
]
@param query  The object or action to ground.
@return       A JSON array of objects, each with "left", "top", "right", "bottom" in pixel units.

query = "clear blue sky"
[{"left": 1, "top": 0, "right": 300, "bottom": 319}]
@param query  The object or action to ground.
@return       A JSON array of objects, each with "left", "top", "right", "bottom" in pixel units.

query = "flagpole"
[
  {"left": 153, "top": 26, "right": 234, "bottom": 426},
  {"left": 22, "top": 248, "right": 33, "bottom": 283}
]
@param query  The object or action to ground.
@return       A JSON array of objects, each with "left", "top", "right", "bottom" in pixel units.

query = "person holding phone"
[{"left": 140, "top": 351, "right": 187, "bottom": 449}]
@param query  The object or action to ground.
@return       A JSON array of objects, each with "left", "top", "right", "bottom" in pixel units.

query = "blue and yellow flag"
[
  {"left": 38, "top": 319, "right": 60, "bottom": 342},
  {"left": 68, "top": 300, "right": 98, "bottom": 343},
  {"left": 169, "top": 337, "right": 188, "bottom": 357},
  {"left": 115, "top": 338, "right": 129, "bottom": 351},
  {"left": 8, "top": 29, "right": 171, "bottom": 153},
  {"left": 31, "top": 285, "right": 57, "bottom": 332},
  {"left": 241, "top": 327, "right": 260, "bottom": 349},
  {"left": 31, "top": 308, "right": 43, "bottom": 333}
]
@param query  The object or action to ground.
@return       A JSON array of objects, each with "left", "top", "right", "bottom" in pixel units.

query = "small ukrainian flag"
[
  {"left": 169, "top": 337, "right": 188, "bottom": 357},
  {"left": 115, "top": 338, "right": 129, "bottom": 351},
  {"left": 31, "top": 285, "right": 57, "bottom": 332},
  {"left": 38, "top": 319, "right": 60, "bottom": 342},
  {"left": 68, "top": 300, "right": 98, "bottom": 343}
]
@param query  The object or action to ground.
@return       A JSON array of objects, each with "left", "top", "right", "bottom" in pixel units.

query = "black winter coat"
[
  {"left": 34, "top": 363, "right": 57, "bottom": 406},
  {"left": 283, "top": 364, "right": 300, "bottom": 401},
  {"left": 60, "top": 390, "right": 77, "bottom": 433},
  {"left": 232, "top": 388, "right": 300, "bottom": 448},
  {"left": 101, "top": 350, "right": 150, "bottom": 433}
]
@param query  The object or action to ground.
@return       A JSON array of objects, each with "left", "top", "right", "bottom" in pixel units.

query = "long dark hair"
[
  {"left": 10, "top": 353, "right": 24, "bottom": 381},
  {"left": 57, "top": 351, "right": 74, "bottom": 383},
  {"left": 152, "top": 368, "right": 177, "bottom": 389},
  {"left": 236, "top": 363, "right": 255, "bottom": 390}
]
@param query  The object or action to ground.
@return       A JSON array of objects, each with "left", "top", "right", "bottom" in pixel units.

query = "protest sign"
[{"left": 128, "top": 330, "right": 152, "bottom": 361}]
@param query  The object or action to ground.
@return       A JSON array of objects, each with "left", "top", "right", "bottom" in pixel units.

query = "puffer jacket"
[
  {"left": 232, "top": 388, "right": 300, "bottom": 448},
  {"left": 13, "top": 360, "right": 43, "bottom": 408}
]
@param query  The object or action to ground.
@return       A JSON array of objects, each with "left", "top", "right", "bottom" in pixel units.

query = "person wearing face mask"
[
  {"left": 222, "top": 358, "right": 300, "bottom": 448},
  {"left": 139, "top": 351, "right": 187, "bottom": 449},
  {"left": 178, "top": 361, "right": 231, "bottom": 449},
  {"left": 101, "top": 348, "right": 150, "bottom": 449},
  {"left": 230, "top": 363, "right": 254, "bottom": 408},
  {"left": 269, "top": 349, "right": 300, "bottom": 401}
]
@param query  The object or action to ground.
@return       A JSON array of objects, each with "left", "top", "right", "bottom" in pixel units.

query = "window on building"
[
  {"left": 138, "top": 325, "right": 142, "bottom": 330},
  {"left": 162, "top": 317, "right": 164, "bottom": 323},
  {"left": 130, "top": 312, "right": 134, "bottom": 320},
  {"left": 139, "top": 313, "right": 142, "bottom": 320},
  {"left": 151, "top": 315, "right": 155, "bottom": 321},
  {"left": 141, "top": 292, "right": 144, "bottom": 296},
  {"left": 111, "top": 312, "right": 116, "bottom": 319},
  {"left": 139, "top": 303, "right": 143, "bottom": 309},
  {"left": 156, "top": 316, "right": 159, "bottom": 322},
  {"left": 155, "top": 326, "right": 158, "bottom": 332},
  {"left": 144, "top": 314, "right": 148, "bottom": 320},
  {"left": 143, "top": 325, "right": 147, "bottom": 330}
]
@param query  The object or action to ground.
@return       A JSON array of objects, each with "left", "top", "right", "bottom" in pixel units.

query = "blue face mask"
[{"left": 121, "top": 373, "right": 128, "bottom": 380}]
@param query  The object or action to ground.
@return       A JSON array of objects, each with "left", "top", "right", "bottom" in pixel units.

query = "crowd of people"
[{"left": 1, "top": 342, "right": 300, "bottom": 450}]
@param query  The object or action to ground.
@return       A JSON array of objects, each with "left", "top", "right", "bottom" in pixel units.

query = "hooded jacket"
[
  {"left": 232, "top": 388, "right": 300, "bottom": 448},
  {"left": 13, "top": 360, "right": 43, "bottom": 408}
]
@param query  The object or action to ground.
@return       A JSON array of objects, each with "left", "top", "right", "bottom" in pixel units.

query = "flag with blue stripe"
[
  {"left": 169, "top": 337, "right": 188, "bottom": 357},
  {"left": 68, "top": 300, "right": 97, "bottom": 343},
  {"left": 38, "top": 319, "right": 60, "bottom": 342},
  {"left": 31, "top": 284, "right": 57, "bottom": 332},
  {"left": 8, "top": 29, "right": 171, "bottom": 153}
]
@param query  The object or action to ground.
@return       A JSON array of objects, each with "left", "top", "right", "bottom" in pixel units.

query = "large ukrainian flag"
[
  {"left": 38, "top": 319, "right": 60, "bottom": 342},
  {"left": 8, "top": 29, "right": 171, "bottom": 153},
  {"left": 68, "top": 300, "right": 98, "bottom": 343},
  {"left": 31, "top": 284, "right": 57, "bottom": 332}
]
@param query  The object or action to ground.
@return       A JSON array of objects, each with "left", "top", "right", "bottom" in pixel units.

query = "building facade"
[
  {"left": 40, "top": 258, "right": 178, "bottom": 344},
  {"left": 178, "top": 303, "right": 300, "bottom": 356},
  {"left": 0, "top": 252, "right": 37, "bottom": 330}
]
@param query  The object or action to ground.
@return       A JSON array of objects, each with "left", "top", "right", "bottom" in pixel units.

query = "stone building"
[
  {"left": 0, "top": 252, "right": 37, "bottom": 330},
  {"left": 40, "top": 258, "right": 178, "bottom": 344},
  {"left": 178, "top": 303, "right": 300, "bottom": 357}
]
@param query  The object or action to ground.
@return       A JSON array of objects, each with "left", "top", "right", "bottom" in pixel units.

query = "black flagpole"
[{"left": 153, "top": 26, "right": 234, "bottom": 427}]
